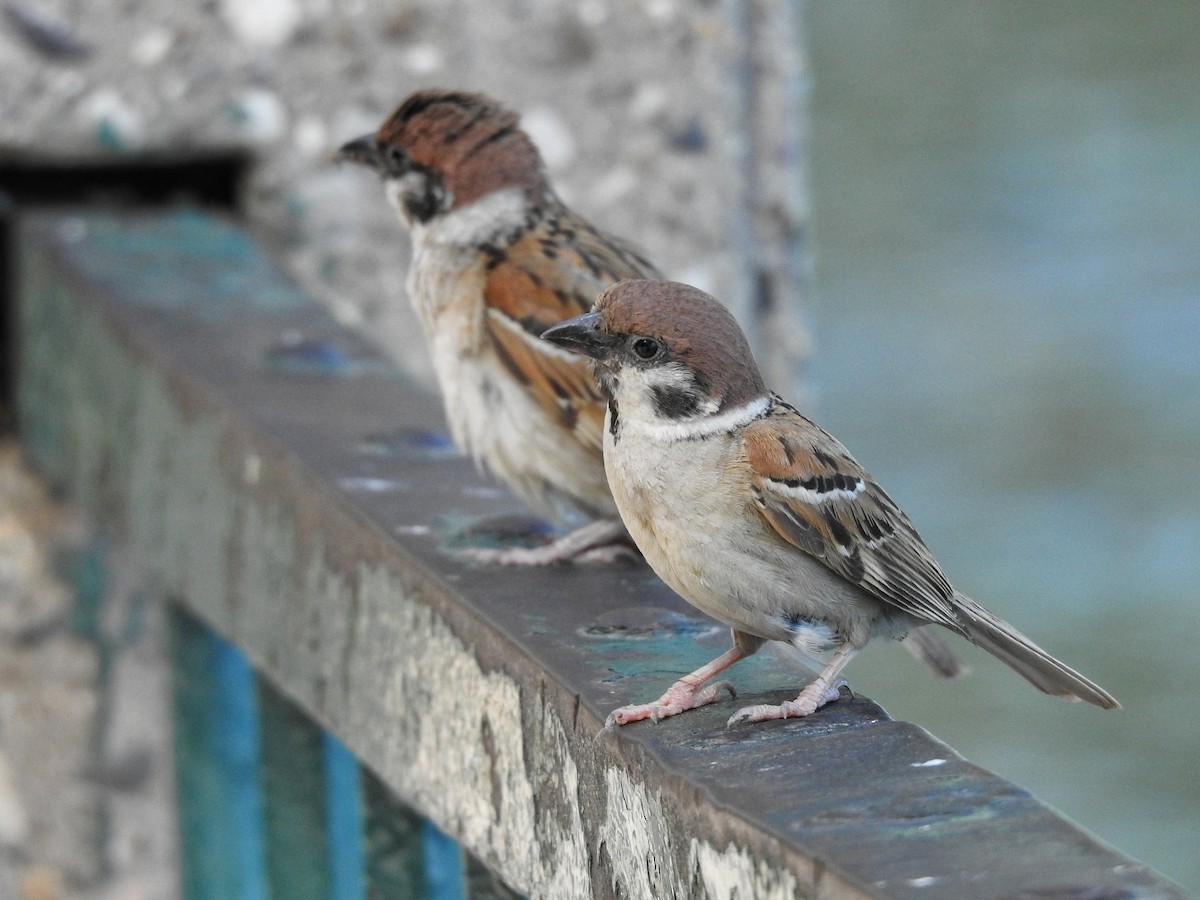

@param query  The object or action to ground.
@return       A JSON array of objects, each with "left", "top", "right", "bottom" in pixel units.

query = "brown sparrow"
[
  {"left": 337, "top": 89, "right": 660, "bottom": 564},
  {"left": 542, "top": 280, "right": 1120, "bottom": 728}
]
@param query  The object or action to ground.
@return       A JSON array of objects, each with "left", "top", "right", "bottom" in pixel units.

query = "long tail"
[
  {"left": 902, "top": 627, "right": 968, "bottom": 680},
  {"left": 953, "top": 592, "right": 1120, "bottom": 709}
]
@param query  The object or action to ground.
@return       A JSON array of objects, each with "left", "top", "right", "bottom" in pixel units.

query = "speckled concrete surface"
[{"left": 0, "top": 0, "right": 812, "bottom": 392}]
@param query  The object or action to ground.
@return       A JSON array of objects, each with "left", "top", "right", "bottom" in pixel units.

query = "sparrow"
[
  {"left": 541, "top": 279, "right": 1120, "bottom": 728},
  {"left": 336, "top": 89, "right": 660, "bottom": 564}
]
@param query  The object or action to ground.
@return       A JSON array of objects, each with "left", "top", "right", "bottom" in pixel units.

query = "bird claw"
[
  {"left": 600, "top": 679, "right": 738, "bottom": 732},
  {"left": 457, "top": 519, "right": 636, "bottom": 566},
  {"left": 573, "top": 543, "right": 640, "bottom": 565},
  {"left": 727, "top": 679, "right": 850, "bottom": 727},
  {"left": 458, "top": 542, "right": 630, "bottom": 566},
  {"left": 457, "top": 544, "right": 560, "bottom": 566}
]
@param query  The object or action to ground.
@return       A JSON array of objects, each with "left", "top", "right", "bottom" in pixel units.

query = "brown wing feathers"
[{"left": 745, "top": 408, "right": 965, "bottom": 632}]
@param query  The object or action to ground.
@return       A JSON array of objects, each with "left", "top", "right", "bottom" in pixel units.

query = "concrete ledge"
[{"left": 14, "top": 210, "right": 1184, "bottom": 899}]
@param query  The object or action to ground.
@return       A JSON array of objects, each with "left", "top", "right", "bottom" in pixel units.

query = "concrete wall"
[{"left": 0, "top": 0, "right": 812, "bottom": 392}]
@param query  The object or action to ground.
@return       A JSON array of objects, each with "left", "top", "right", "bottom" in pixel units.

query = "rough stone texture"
[
  {"left": 0, "top": 0, "right": 812, "bottom": 394},
  {"left": 13, "top": 209, "right": 1186, "bottom": 899},
  {"left": 0, "top": 441, "right": 179, "bottom": 900}
]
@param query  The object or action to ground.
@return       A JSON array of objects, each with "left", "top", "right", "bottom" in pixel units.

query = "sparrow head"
[
  {"left": 337, "top": 89, "right": 548, "bottom": 224},
  {"left": 542, "top": 280, "right": 768, "bottom": 426}
]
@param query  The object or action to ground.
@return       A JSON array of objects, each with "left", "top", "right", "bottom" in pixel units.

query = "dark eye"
[{"left": 632, "top": 337, "right": 661, "bottom": 360}]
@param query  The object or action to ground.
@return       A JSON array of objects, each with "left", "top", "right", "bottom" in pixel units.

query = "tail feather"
[
  {"left": 902, "top": 627, "right": 968, "bottom": 680},
  {"left": 953, "top": 592, "right": 1120, "bottom": 710}
]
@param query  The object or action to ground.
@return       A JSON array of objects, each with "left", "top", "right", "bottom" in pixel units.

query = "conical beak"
[
  {"left": 335, "top": 134, "right": 380, "bottom": 169},
  {"left": 541, "top": 311, "right": 616, "bottom": 360}
]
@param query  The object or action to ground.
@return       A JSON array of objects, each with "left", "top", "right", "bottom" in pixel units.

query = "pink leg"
[
  {"left": 604, "top": 645, "right": 746, "bottom": 730},
  {"left": 728, "top": 644, "right": 858, "bottom": 726},
  {"left": 460, "top": 517, "right": 636, "bottom": 566}
]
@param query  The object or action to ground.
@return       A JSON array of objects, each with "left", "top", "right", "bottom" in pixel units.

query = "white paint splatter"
[
  {"left": 690, "top": 840, "right": 801, "bottom": 900},
  {"left": 337, "top": 476, "right": 408, "bottom": 493}
]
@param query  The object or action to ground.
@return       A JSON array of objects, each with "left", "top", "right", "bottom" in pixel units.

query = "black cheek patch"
[
  {"left": 650, "top": 385, "right": 701, "bottom": 420},
  {"left": 404, "top": 189, "right": 440, "bottom": 223},
  {"left": 402, "top": 169, "right": 445, "bottom": 223},
  {"left": 608, "top": 398, "right": 620, "bottom": 440}
]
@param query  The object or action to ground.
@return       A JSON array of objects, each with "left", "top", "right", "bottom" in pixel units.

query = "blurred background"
[
  {"left": 807, "top": 3, "right": 1199, "bottom": 892},
  {"left": 1, "top": 0, "right": 1197, "bottom": 895}
]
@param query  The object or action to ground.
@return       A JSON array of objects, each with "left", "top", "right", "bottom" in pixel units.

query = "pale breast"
[
  {"left": 405, "top": 242, "right": 612, "bottom": 521},
  {"left": 604, "top": 421, "right": 886, "bottom": 644}
]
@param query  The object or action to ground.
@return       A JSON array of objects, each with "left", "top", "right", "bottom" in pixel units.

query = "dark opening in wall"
[{"left": 0, "top": 151, "right": 251, "bottom": 431}]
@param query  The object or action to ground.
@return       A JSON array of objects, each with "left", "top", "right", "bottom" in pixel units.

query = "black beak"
[
  {"left": 541, "top": 312, "right": 615, "bottom": 360},
  {"left": 335, "top": 134, "right": 381, "bottom": 169}
]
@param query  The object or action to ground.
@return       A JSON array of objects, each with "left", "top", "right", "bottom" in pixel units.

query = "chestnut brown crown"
[
  {"left": 367, "top": 89, "right": 549, "bottom": 210},
  {"left": 596, "top": 280, "right": 769, "bottom": 410}
]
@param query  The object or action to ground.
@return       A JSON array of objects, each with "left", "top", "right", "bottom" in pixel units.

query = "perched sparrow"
[
  {"left": 542, "top": 280, "right": 1120, "bottom": 727},
  {"left": 337, "top": 90, "right": 660, "bottom": 564}
]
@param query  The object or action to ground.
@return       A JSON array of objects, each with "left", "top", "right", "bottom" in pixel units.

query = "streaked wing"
[
  {"left": 482, "top": 211, "right": 660, "bottom": 452},
  {"left": 743, "top": 397, "right": 965, "bottom": 633},
  {"left": 485, "top": 308, "right": 606, "bottom": 450},
  {"left": 483, "top": 211, "right": 661, "bottom": 333}
]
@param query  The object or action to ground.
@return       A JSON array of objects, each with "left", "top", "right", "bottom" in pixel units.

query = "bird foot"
[
  {"left": 727, "top": 678, "right": 849, "bottom": 727},
  {"left": 459, "top": 538, "right": 637, "bottom": 566},
  {"left": 602, "top": 680, "right": 736, "bottom": 731},
  {"left": 573, "top": 542, "right": 641, "bottom": 564},
  {"left": 459, "top": 517, "right": 636, "bottom": 566}
]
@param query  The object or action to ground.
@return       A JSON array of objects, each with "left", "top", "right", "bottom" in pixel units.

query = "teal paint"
[
  {"left": 257, "top": 680, "right": 331, "bottom": 900},
  {"left": 169, "top": 609, "right": 268, "bottom": 900},
  {"left": 65, "top": 535, "right": 108, "bottom": 640},
  {"left": 355, "top": 428, "right": 457, "bottom": 461},
  {"left": 362, "top": 770, "right": 424, "bottom": 899},
  {"left": 322, "top": 733, "right": 366, "bottom": 900},
  {"left": 61, "top": 210, "right": 307, "bottom": 317},
  {"left": 421, "top": 821, "right": 466, "bottom": 900}
]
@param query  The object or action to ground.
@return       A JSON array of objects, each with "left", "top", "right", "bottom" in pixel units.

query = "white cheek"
[
  {"left": 614, "top": 365, "right": 707, "bottom": 420},
  {"left": 611, "top": 364, "right": 767, "bottom": 443},
  {"left": 384, "top": 180, "right": 406, "bottom": 217},
  {"left": 384, "top": 173, "right": 431, "bottom": 225}
]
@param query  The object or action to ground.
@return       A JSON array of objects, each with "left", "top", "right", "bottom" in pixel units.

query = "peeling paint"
[
  {"left": 598, "top": 768, "right": 681, "bottom": 899},
  {"left": 688, "top": 840, "right": 800, "bottom": 900}
]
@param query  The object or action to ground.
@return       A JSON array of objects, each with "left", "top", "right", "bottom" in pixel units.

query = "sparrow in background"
[
  {"left": 337, "top": 89, "right": 660, "bottom": 564},
  {"left": 542, "top": 280, "right": 1119, "bottom": 728}
]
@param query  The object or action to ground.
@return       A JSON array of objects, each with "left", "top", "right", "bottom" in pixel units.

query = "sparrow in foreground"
[
  {"left": 337, "top": 90, "right": 660, "bottom": 564},
  {"left": 542, "top": 280, "right": 1120, "bottom": 727}
]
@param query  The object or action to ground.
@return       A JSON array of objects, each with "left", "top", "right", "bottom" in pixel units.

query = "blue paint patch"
[
  {"left": 667, "top": 118, "right": 709, "bottom": 153},
  {"left": 440, "top": 513, "right": 558, "bottom": 553},
  {"left": 420, "top": 820, "right": 465, "bottom": 900},
  {"left": 263, "top": 335, "right": 395, "bottom": 378},
  {"left": 61, "top": 210, "right": 308, "bottom": 317},
  {"left": 356, "top": 428, "right": 458, "bottom": 461},
  {"left": 171, "top": 614, "right": 269, "bottom": 900},
  {"left": 581, "top": 611, "right": 722, "bottom": 641},
  {"left": 321, "top": 733, "right": 365, "bottom": 900}
]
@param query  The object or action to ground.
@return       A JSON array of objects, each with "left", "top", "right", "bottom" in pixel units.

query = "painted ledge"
[{"left": 13, "top": 210, "right": 1185, "bottom": 900}]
